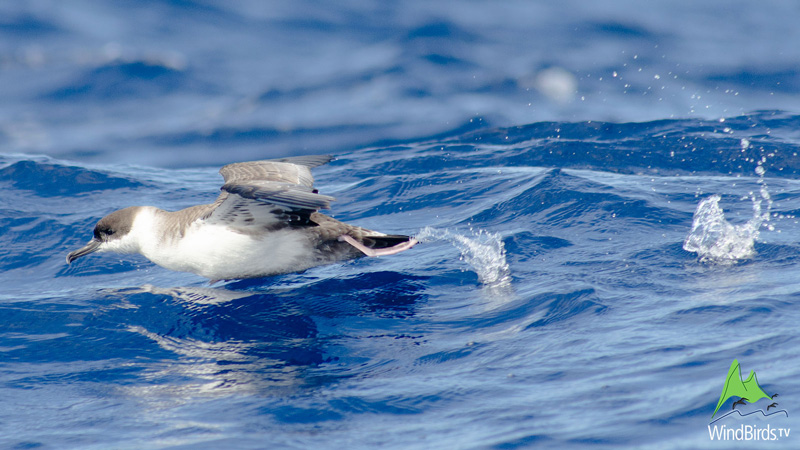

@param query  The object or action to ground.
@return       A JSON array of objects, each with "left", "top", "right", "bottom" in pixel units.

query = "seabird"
[{"left": 66, "top": 155, "right": 417, "bottom": 281}]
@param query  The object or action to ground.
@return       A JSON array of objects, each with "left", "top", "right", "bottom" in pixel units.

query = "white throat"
[{"left": 102, "top": 206, "right": 163, "bottom": 256}]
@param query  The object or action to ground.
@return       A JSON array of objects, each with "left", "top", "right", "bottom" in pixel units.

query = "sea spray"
[
  {"left": 416, "top": 227, "right": 511, "bottom": 287},
  {"left": 682, "top": 194, "right": 761, "bottom": 263},
  {"left": 683, "top": 156, "right": 772, "bottom": 264}
]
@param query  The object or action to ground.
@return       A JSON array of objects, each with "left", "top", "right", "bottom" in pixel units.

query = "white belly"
[{"left": 145, "top": 223, "right": 315, "bottom": 279}]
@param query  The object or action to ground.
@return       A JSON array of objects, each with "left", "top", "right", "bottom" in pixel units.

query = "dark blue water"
[{"left": 3, "top": 1, "right": 800, "bottom": 449}]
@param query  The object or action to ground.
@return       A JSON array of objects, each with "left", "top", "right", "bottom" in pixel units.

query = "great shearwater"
[{"left": 66, "top": 155, "right": 417, "bottom": 280}]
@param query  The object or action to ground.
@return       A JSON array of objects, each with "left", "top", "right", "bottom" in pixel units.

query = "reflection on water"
[
  {"left": 95, "top": 271, "right": 427, "bottom": 399},
  {"left": 99, "top": 284, "right": 322, "bottom": 398}
]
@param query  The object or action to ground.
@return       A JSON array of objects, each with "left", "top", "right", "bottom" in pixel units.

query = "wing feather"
[
  {"left": 219, "top": 155, "right": 334, "bottom": 187},
  {"left": 203, "top": 155, "right": 335, "bottom": 229},
  {"left": 222, "top": 182, "right": 334, "bottom": 210}
]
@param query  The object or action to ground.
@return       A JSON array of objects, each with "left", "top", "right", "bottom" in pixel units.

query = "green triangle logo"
[{"left": 711, "top": 359, "right": 772, "bottom": 419}]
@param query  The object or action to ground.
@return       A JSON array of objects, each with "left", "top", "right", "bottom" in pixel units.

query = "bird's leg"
[{"left": 339, "top": 235, "right": 418, "bottom": 257}]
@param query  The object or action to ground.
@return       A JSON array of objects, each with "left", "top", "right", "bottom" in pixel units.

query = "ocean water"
[{"left": 3, "top": 1, "right": 800, "bottom": 449}]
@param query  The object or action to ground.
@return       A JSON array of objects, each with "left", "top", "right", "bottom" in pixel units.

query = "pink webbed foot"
[{"left": 338, "top": 235, "right": 418, "bottom": 257}]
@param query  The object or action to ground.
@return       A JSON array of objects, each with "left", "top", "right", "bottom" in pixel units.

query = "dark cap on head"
[
  {"left": 92, "top": 207, "right": 137, "bottom": 240},
  {"left": 66, "top": 207, "right": 140, "bottom": 264}
]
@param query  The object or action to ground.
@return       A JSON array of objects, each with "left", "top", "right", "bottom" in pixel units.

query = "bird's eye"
[{"left": 95, "top": 228, "right": 114, "bottom": 239}]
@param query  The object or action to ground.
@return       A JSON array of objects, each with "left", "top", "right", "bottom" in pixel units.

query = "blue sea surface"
[{"left": 3, "top": 1, "right": 800, "bottom": 449}]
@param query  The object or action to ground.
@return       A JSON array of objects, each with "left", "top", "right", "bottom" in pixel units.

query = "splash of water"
[
  {"left": 683, "top": 194, "right": 761, "bottom": 263},
  {"left": 683, "top": 159, "right": 772, "bottom": 264},
  {"left": 416, "top": 227, "right": 511, "bottom": 287}
]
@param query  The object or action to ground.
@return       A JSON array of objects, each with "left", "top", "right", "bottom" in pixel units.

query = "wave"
[{"left": 0, "top": 158, "right": 142, "bottom": 196}]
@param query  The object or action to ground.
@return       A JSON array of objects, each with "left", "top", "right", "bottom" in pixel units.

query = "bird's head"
[{"left": 66, "top": 206, "right": 143, "bottom": 264}]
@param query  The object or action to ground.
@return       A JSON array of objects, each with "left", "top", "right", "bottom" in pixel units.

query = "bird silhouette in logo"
[{"left": 732, "top": 398, "right": 748, "bottom": 409}]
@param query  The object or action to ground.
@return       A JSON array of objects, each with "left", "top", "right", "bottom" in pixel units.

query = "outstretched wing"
[
  {"left": 219, "top": 155, "right": 334, "bottom": 189},
  {"left": 203, "top": 155, "right": 335, "bottom": 229}
]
